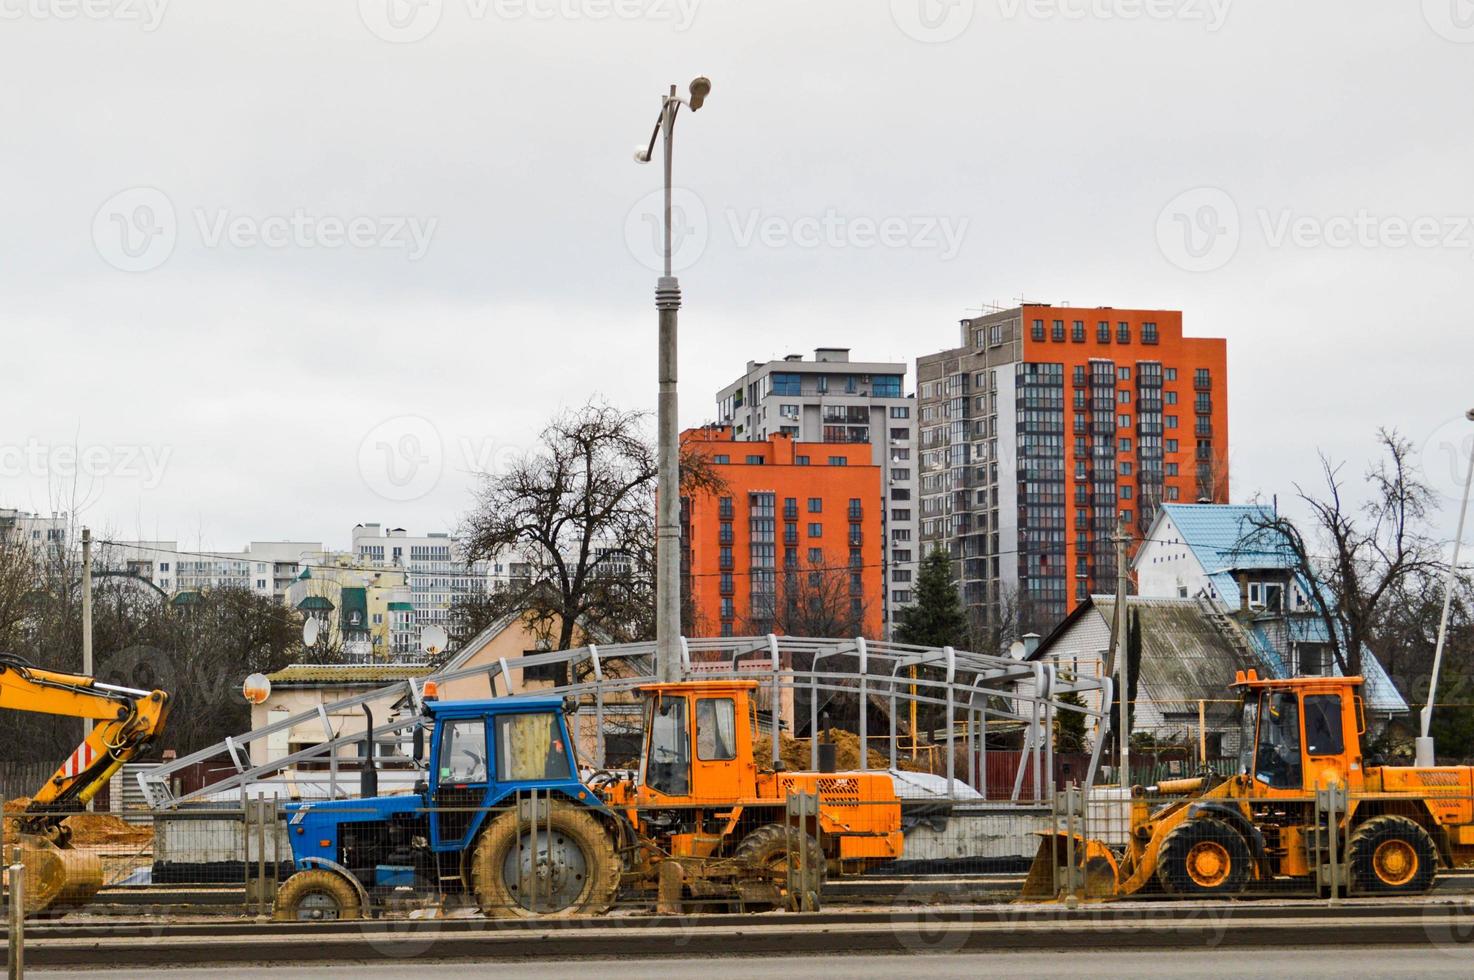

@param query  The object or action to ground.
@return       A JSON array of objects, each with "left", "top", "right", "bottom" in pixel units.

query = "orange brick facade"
[{"left": 680, "top": 427, "right": 884, "bottom": 639}]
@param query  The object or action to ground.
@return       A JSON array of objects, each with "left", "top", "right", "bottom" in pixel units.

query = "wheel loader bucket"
[
  {"left": 1020, "top": 831, "right": 1120, "bottom": 901},
  {"left": 13, "top": 834, "right": 104, "bottom": 915}
]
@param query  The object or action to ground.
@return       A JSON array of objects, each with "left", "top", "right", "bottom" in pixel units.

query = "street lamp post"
[
  {"left": 635, "top": 77, "right": 711, "bottom": 684},
  {"left": 1417, "top": 406, "right": 1474, "bottom": 767}
]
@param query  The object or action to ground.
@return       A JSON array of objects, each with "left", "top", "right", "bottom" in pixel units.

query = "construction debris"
[{"left": 4, "top": 796, "right": 153, "bottom": 847}]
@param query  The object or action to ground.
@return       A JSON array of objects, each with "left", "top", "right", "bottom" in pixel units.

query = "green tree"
[{"left": 895, "top": 550, "right": 966, "bottom": 648}]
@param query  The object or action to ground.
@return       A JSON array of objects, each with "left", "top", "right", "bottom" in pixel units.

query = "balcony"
[{"left": 1194, "top": 375, "right": 1213, "bottom": 392}]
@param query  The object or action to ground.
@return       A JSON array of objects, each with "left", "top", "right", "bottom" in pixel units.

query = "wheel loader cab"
[
  {"left": 637, "top": 681, "right": 759, "bottom": 804},
  {"left": 1232, "top": 671, "right": 1366, "bottom": 796}
]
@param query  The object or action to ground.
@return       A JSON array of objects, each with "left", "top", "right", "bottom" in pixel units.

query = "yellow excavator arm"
[{"left": 0, "top": 652, "right": 170, "bottom": 914}]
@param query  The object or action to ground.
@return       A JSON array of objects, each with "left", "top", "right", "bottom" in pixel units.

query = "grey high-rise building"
[{"left": 714, "top": 349, "right": 918, "bottom": 637}]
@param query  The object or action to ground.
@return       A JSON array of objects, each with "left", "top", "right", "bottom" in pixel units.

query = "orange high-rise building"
[
  {"left": 917, "top": 305, "right": 1228, "bottom": 634},
  {"left": 680, "top": 427, "right": 884, "bottom": 639}
]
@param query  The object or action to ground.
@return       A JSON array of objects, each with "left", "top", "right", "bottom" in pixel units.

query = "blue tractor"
[{"left": 272, "top": 692, "right": 629, "bottom": 920}]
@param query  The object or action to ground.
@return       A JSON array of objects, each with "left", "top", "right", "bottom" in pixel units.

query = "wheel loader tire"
[
  {"left": 1347, "top": 815, "right": 1438, "bottom": 895},
  {"left": 1156, "top": 817, "right": 1252, "bottom": 897},
  {"left": 273, "top": 869, "right": 362, "bottom": 922},
  {"left": 731, "top": 824, "right": 827, "bottom": 912},
  {"left": 470, "top": 800, "right": 621, "bottom": 919}
]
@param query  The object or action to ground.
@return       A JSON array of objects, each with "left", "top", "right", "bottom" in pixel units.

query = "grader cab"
[{"left": 1026, "top": 671, "right": 1474, "bottom": 900}]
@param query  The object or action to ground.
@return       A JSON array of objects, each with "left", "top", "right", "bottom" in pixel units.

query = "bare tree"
[
  {"left": 1245, "top": 430, "right": 1438, "bottom": 677},
  {"left": 461, "top": 401, "right": 724, "bottom": 681},
  {"left": 766, "top": 559, "right": 870, "bottom": 638}
]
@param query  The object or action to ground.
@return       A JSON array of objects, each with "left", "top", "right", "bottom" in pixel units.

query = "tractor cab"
[
  {"left": 633, "top": 680, "right": 761, "bottom": 805},
  {"left": 1231, "top": 670, "right": 1368, "bottom": 795}
]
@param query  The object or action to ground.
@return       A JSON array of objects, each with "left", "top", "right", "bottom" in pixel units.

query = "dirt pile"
[
  {"left": 4, "top": 796, "right": 153, "bottom": 847},
  {"left": 770, "top": 729, "right": 929, "bottom": 773}
]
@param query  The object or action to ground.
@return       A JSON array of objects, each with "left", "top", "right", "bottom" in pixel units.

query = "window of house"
[
  {"left": 828, "top": 456, "right": 848, "bottom": 466},
  {"left": 1052, "top": 320, "right": 1065, "bottom": 341},
  {"left": 808, "top": 523, "right": 823, "bottom": 537},
  {"left": 890, "top": 406, "right": 910, "bottom": 419},
  {"left": 1072, "top": 320, "right": 1085, "bottom": 342},
  {"left": 779, "top": 403, "right": 800, "bottom": 420},
  {"left": 1031, "top": 319, "right": 1045, "bottom": 340},
  {"left": 1117, "top": 322, "right": 1131, "bottom": 344},
  {"left": 1165, "top": 368, "right": 1178, "bottom": 381},
  {"left": 796, "top": 455, "right": 810, "bottom": 465},
  {"left": 1142, "top": 322, "right": 1159, "bottom": 344},
  {"left": 1166, "top": 415, "right": 1179, "bottom": 429},
  {"left": 1097, "top": 321, "right": 1111, "bottom": 343},
  {"left": 808, "top": 548, "right": 823, "bottom": 565}
]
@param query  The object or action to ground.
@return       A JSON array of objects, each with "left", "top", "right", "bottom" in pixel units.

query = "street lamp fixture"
[{"left": 633, "top": 77, "right": 712, "bottom": 683}]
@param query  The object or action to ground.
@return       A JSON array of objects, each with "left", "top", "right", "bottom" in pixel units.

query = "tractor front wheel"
[
  {"left": 732, "top": 823, "right": 827, "bottom": 911},
  {"left": 1156, "top": 818, "right": 1252, "bottom": 897},
  {"left": 273, "top": 869, "right": 362, "bottom": 922},
  {"left": 470, "top": 800, "right": 621, "bottom": 918},
  {"left": 1347, "top": 815, "right": 1438, "bottom": 895}
]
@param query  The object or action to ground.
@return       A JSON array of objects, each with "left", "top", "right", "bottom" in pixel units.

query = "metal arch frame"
[{"left": 138, "top": 635, "right": 1113, "bottom": 808}]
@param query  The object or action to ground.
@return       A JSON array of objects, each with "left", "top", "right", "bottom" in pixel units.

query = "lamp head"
[
  {"left": 688, "top": 76, "right": 711, "bottom": 111},
  {"left": 1466, "top": 407, "right": 1474, "bottom": 422},
  {"left": 634, "top": 147, "right": 652, "bottom": 164}
]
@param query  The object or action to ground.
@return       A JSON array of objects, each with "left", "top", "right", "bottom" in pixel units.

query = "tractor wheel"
[
  {"left": 470, "top": 800, "right": 621, "bottom": 919},
  {"left": 273, "top": 869, "right": 362, "bottom": 922},
  {"left": 732, "top": 824, "right": 827, "bottom": 911},
  {"left": 1156, "top": 818, "right": 1252, "bottom": 897},
  {"left": 1347, "top": 815, "right": 1438, "bottom": 895}
]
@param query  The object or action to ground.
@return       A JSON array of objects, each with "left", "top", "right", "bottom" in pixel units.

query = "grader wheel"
[
  {"left": 1156, "top": 818, "right": 1251, "bottom": 897},
  {"left": 1347, "top": 815, "right": 1438, "bottom": 895},
  {"left": 731, "top": 823, "right": 827, "bottom": 911},
  {"left": 470, "top": 800, "right": 621, "bottom": 918}
]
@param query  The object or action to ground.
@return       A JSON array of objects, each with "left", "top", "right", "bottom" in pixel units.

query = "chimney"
[
  {"left": 1237, "top": 572, "right": 1250, "bottom": 616},
  {"left": 1022, "top": 633, "right": 1042, "bottom": 657}
]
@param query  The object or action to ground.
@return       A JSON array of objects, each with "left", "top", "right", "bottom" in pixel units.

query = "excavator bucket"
[
  {"left": 14, "top": 834, "right": 104, "bottom": 915},
  {"left": 1020, "top": 831, "right": 1120, "bottom": 901}
]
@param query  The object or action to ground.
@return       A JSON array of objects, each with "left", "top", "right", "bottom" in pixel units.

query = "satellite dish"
[
  {"left": 303, "top": 617, "right": 321, "bottom": 647},
  {"left": 243, "top": 673, "right": 271, "bottom": 705},
  {"left": 1008, "top": 641, "right": 1027, "bottom": 661},
  {"left": 420, "top": 625, "right": 448, "bottom": 656}
]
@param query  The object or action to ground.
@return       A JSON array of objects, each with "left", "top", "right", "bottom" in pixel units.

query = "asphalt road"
[{"left": 29, "top": 948, "right": 1474, "bottom": 979}]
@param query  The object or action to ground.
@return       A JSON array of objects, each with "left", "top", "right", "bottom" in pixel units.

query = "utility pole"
[
  {"left": 81, "top": 527, "right": 94, "bottom": 812},
  {"left": 1114, "top": 518, "right": 1131, "bottom": 786},
  {"left": 634, "top": 76, "right": 712, "bottom": 684}
]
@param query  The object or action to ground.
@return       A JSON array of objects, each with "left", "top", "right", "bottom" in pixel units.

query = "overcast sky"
[{"left": 2, "top": 0, "right": 1471, "bottom": 553}]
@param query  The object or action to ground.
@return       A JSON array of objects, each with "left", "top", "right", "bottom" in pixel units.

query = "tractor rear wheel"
[
  {"left": 470, "top": 800, "right": 621, "bottom": 918},
  {"left": 1347, "top": 815, "right": 1438, "bottom": 895},
  {"left": 273, "top": 869, "right": 362, "bottom": 922},
  {"left": 1156, "top": 818, "right": 1252, "bottom": 897}
]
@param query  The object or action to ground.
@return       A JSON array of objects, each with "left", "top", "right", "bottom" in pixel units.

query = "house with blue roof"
[{"left": 1134, "top": 503, "right": 1408, "bottom": 718}]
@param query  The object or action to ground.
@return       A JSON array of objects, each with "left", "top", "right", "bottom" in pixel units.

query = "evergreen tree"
[{"left": 895, "top": 549, "right": 967, "bottom": 648}]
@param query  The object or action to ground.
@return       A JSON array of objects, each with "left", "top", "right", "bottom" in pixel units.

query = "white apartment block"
[
  {"left": 714, "top": 348, "right": 919, "bottom": 637},
  {"left": 350, "top": 524, "right": 495, "bottom": 632},
  {"left": 0, "top": 509, "right": 70, "bottom": 554},
  {"left": 104, "top": 539, "right": 323, "bottom": 601}
]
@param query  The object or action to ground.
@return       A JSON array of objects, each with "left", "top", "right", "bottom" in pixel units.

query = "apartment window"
[
  {"left": 1119, "top": 437, "right": 1132, "bottom": 452},
  {"left": 892, "top": 549, "right": 912, "bottom": 563},
  {"left": 1167, "top": 486, "right": 1181, "bottom": 501},
  {"left": 1165, "top": 367, "right": 1178, "bottom": 381},
  {"left": 989, "top": 324, "right": 1003, "bottom": 346},
  {"left": 874, "top": 375, "right": 903, "bottom": 398},
  {"left": 1142, "top": 322, "right": 1159, "bottom": 344},
  {"left": 1117, "top": 322, "right": 1131, "bottom": 344},
  {"left": 808, "top": 523, "right": 823, "bottom": 537},
  {"left": 746, "top": 455, "right": 764, "bottom": 464},
  {"left": 1052, "top": 320, "right": 1065, "bottom": 342},
  {"left": 890, "top": 406, "right": 910, "bottom": 419},
  {"left": 1118, "top": 414, "right": 1131, "bottom": 428},
  {"left": 159, "top": 562, "right": 170, "bottom": 572},
  {"left": 1031, "top": 319, "right": 1045, "bottom": 340},
  {"left": 892, "top": 590, "right": 913, "bottom": 604},
  {"left": 1118, "top": 366, "right": 1131, "bottom": 381},
  {"left": 891, "top": 467, "right": 911, "bottom": 480},
  {"left": 719, "top": 496, "right": 734, "bottom": 519},
  {"left": 1167, "top": 462, "right": 1179, "bottom": 476},
  {"left": 1120, "top": 486, "right": 1134, "bottom": 500},
  {"left": 796, "top": 455, "right": 810, "bottom": 465},
  {"left": 890, "top": 426, "right": 908, "bottom": 439},
  {"left": 808, "top": 548, "right": 824, "bottom": 565},
  {"left": 713, "top": 455, "right": 729, "bottom": 464},
  {"left": 1118, "top": 390, "right": 1131, "bottom": 404},
  {"left": 1119, "top": 461, "right": 1133, "bottom": 476},
  {"left": 1166, "top": 390, "right": 1178, "bottom": 405},
  {"left": 891, "top": 508, "right": 912, "bottom": 521},
  {"left": 771, "top": 372, "right": 801, "bottom": 395},
  {"left": 779, "top": 403, "right": 800, "bottom": 420},
  {"left": 828, "top": 456, "right": 848, "bottom": 466},
  {"left": 1097, "top": 321, "right": 1111, "bottom": 343},
  {"left": 719, "top": 546, "right": 733, "bottom": 569},
  {"left": 816, "top": 376, "right": 828, "bottom": 393},
  {"left": 1166, "top": 415, "right": 1179, "bottom": 429},
  {"left": 892, "top": 528, "right": 912, "bottom": 542},
  {"left": 1071, "top": 320, "right": 1085, "bottom": 342},
  {"left": 892, "top": 569, "right": 912, "bottom": 583},
  {"left": 808, "top": 497, "right": 823, "bottom": 513},
  {"left": 1166, "top": 439, "right": 1179, "bottom": 453}
]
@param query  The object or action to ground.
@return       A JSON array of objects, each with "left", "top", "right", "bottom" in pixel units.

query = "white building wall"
[{"left": 1134, "top": 514, "right": 1209, "bottom": 598}]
